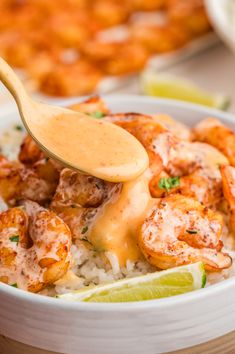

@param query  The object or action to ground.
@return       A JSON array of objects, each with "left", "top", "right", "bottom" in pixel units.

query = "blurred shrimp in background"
[{"left": 0, "top": 0, "right": 212, "bottom": 97}]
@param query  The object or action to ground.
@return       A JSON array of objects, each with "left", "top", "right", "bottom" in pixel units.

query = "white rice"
[
  {"left": 55, "top": 242, "right": 154, "bottom": 295},
  {"left": 0, "top": 124, "right": 25, "bottom": 160}
]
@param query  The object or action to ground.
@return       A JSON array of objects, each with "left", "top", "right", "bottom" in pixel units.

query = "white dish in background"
[
  {"left": 1, "top": 96, "right": 235, "bottom": 354},
  {"left": 206, "top": 0, "right": 235, "bottom": 53}
]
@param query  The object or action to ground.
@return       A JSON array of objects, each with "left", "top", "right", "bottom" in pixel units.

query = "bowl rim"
[{"left": 1, "top": 94, "right": 235, "bottom": 311}]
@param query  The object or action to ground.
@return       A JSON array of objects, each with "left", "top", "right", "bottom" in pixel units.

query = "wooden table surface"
[{"left": 1, "top": 331, "right": 235, "bottom": 354}]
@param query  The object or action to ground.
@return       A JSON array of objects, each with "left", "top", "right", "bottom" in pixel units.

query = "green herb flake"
[
  {"left": 186, "top": 229, "right": 198, "bottom": 234},
  {"left": 89, "top": 111, "right": 105, "bottom": 119},
  {"left": 45, "top": 157, "right": 50, "bottom": 162},
  {"left": 15, "top": 125, "right": 23, "bottom": 131},
  {"left": 81, "top": 226, "right": 88, "bottom": 234},
  {"left": 9, "top": 235, "right": 19, "bottom": 243},
  {"left": 10, "top": 283, "right": 18, "bottom": 288},
  {"left": 70, "top": 204, "right": 77, "bottom": 208},
  {"left": 158, "top": 176, "right": 180, "bottom": 192}
]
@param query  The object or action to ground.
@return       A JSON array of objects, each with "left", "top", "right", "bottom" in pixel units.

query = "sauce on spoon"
[
  {"left": 0, "top": 58, "right": 149, "bottom": 182},
  {"left": 30, "top": 112, "right": 149, "bottom": 182}
]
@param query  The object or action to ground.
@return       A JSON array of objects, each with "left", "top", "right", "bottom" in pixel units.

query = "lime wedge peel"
[
  {"left": 141, "top": 71, "right": 230, "bottom": 111},
  {"left": 57, "top": 262, "right": 206, "bottom": 303}
]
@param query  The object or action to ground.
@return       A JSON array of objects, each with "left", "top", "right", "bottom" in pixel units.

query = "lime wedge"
[
  {"left": 57, "top": 262, "right": 206, "bottom": 303},
  {"left": 141, "top": 71, "right": 230, "bottom": 110}
]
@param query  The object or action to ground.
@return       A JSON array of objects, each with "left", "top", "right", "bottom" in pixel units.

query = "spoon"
[{"left": 0, "top": 58, "right": 149, "bottom": 182}]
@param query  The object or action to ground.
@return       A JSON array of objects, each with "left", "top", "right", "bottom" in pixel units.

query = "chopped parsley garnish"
[
  {"left": 81, "top": 226, "right": 88, "bottom": 234},
  {"left": 158, "top": 176, "right": 180, "bottom": 192},
  {"left": 15, "top": 125, "right": 23, "bottom": 131},
  {"left": 70, "top": 204, "right": 77, "bottom": 208},
  {"left": 186, "top": 229, "right": 198, "bottom": 234},
  {"left": 9, "top": 235, "right": 19, "bottom": 243},
  {"left": 89, "top": 111, "right": 105, "bottom": 119},
  {"left": 45, "top": 157, "right": 50, "bottom": 162},
  {"left": 10, "top": 283, "right": 18, "bottom": 288}
]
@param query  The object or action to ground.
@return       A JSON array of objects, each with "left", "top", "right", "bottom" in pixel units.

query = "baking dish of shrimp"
[
  {"left": 0, "top": 0, "right": 213, "bottom": 97},
  {"left": 1, "top": 95, "right": 235, "bottom": 296}
]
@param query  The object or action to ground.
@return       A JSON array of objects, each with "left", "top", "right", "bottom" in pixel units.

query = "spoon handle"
[{"left": 0, "top": 57, "right": 30, "bottom": 106}]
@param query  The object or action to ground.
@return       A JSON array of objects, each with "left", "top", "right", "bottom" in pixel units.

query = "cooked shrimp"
[
  {"left": 167, "top": 141, "right": 228, "bottom": 176},
  {"left": 68, "top": 96, "right": 110, "bottom": 116},
  {"left": 82, "top": 40, "right": 149, "bottom": 75},
  {"left": 194, "top": 117, "right": 235, "bottom": 167},
  {"left": 19, "top": 135, "right": 44, "bottom": 166},
  {"left": 106, "top": 113, "right": 177, "bottom": 177},
  {"left": 139, "top": 194, "right": 232, "bottom": 271},
  {"left": 107, "top": 113, "right": 218, "bottom": 204},
  {"left": 19, "top": 134, "right": 62, "bottom": 172},
  {"left": 81, "top": 39, "right": 118, "bottom": 62},
  {"left": 166, "top": 0, "right": 211, "bottom": 37},
  {"left": 221, "top": 165, "right": 235, "bottom": 234},
  {"left": 0, "top": 0, "right": 211, "bottom": 98},
  {"left": 37, "top": 60, "right": 102, "bottom": 97},
  {"left": 0, "top": 31, "right": 39, "bottom": 68},
  {"left": 150, "top": 170, "right": 224, "bottom": 207},
  {"left": 152, "top": 114, "right": 192, "bottom": 141},
  {"left": 0, "top": 200, "right": 71, "bottom": 292},
  {"left": 26, "top": 52, "right": 60, "bottom": 90},
  {"left": 151, "top": 141, "right": 229, "bottom": 207},
  {"left": 47, "top": 11, "right": 93, "bottom": 49},
  {"left": 131, "top": 0, "right": 166, "bottom": 11},
  {"left": 130, "top": 23, "right": 189, "bottom": 54},
  {"left": 0, "top": 156, "right": 21, "bottom": 206},
  {"left": 51, "top": 168, "right": 116, "bottom": 240},
  {"left": 91, "top": 0, "right": 131, "bottom": 27},
  {"left": 0, "top": 155, "right": 58, "bottom": 206}
]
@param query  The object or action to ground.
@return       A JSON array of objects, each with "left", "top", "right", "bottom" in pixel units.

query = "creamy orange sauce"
[
  {"left": 170, "top": 141, "right": 228, "bottom": 173},
  {"left": 28, "top": 112, "right": 149, "bottom": 182},
  {"left": 86, "top": 138, "right": 230, "bottom": 266},
  {"left": 88, "top": 172, "right": 155, "bottom": 266},
  {"left": 188, "top": 142, "right": 228, "bottom": 169},
  {"left": 0, "top": 203, "right": 71, "bottom": 290},
  {"left": 139, "top": 195, "right": 232, "bottom": 270},
  {"left": 152, "top": 114, "right": 191, "bottom": 141}
]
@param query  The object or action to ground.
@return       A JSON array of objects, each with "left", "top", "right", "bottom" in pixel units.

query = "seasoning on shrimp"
[
  {"left": 139, "top": 195, "right": 232, "bottom": 271},
  {"left": 0, "top": 200, "right": 72, "bottom": 292},
  {"left": 0, "top": 95, "right": 234, "bottom": 297}
]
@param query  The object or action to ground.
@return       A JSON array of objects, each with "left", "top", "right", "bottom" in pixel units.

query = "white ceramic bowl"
[
  {"left": 1, "top": 95, "right": 235, "bottom": 354},
  {"left": 206, "top": 0, "right": 235, "bottom": 53}
]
